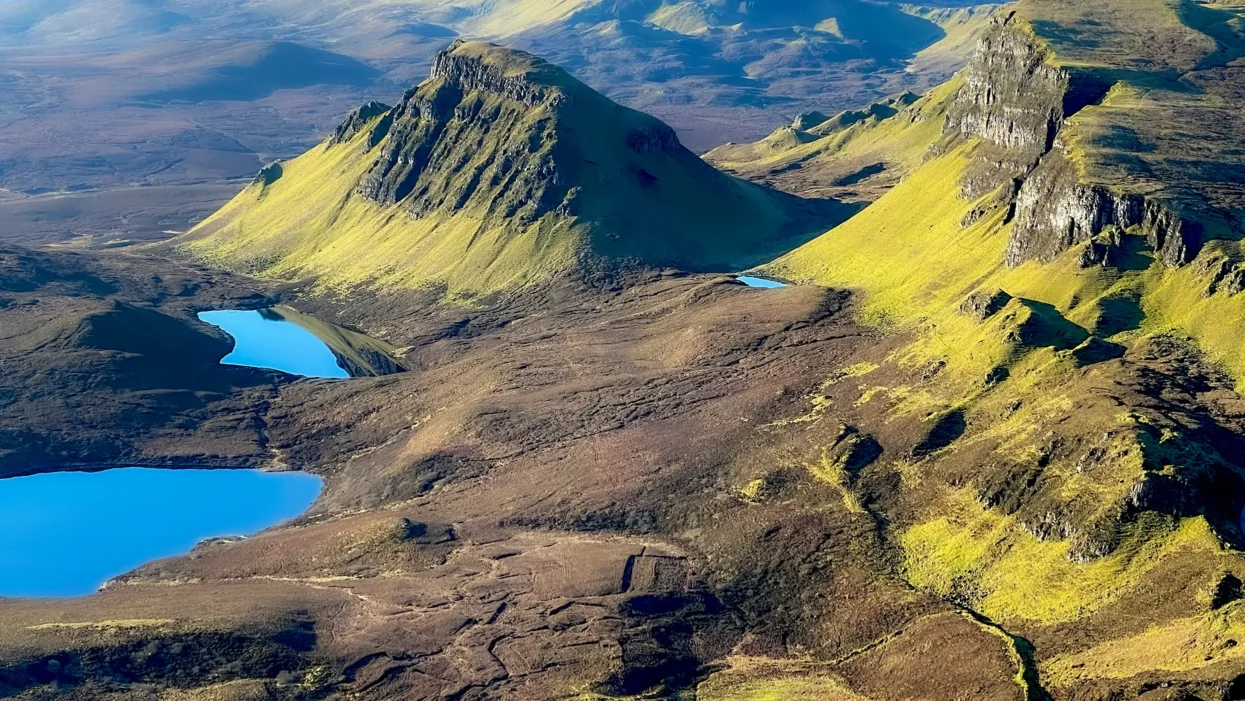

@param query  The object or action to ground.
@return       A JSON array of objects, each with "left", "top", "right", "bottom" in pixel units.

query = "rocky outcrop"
[
  {"left": 429, "top": 41, "right": 566, "bottom": 108},
  {"left": 252, "top": 161, "right": 283, "bottom": 187},
  {"left": 328, "top": 100, "right": 392, "bottom": 148},
  {"left": 353, "top": 43, "right": 583, "bottom": 223},
  {"left": 792, "top": 111, "right": 830, "bottom": 131},
  {"left": 1007, "top": 150, "right": 1199, "bottom": 267},
  {"left": 626, "top": 123, "right": 680, "bottom": 154},
  {"left": 350, "top": 40, "right": 724, "bottom": 254},
  {"left": 948, "top": 13, "right": 1200, "bottom": 268},
  {"left": 944, "top": 13, "right": 1068, "bottom": 199},
  {"left": 356, "top": 76, "right": 571, "bottom": 223},
  {"left": 959, "top": 288, "right": 1011, "bottom": 322}
]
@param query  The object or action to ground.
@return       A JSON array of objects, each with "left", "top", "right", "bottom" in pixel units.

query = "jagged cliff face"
[
  {"left": 944, "top": 18, "right": 1066, "bottom": 200},
  {"left": 1007, "top": 149, "right": 1198, "bottom": 267},
  {"left": 350, "top": 40, "right": 728, "bottom": 237},
  {"left": 943, "top": 13, "right": 1212, "bottom": 268},
  {"left": 178, "top": 40, "right": 838, "bottom": 294},
  {"left": 328, "top": 100, "right": 392, "bottom": 148},
  {"left": 354, "top": 49, "right": 578, "bottom": 226}
]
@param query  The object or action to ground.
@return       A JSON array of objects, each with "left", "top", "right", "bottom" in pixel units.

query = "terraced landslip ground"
[{"left": 2, "top": 0, "right": 1245, "bottom": 698}]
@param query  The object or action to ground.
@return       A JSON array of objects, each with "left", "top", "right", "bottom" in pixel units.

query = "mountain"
[
  {"left": 174, "top": 40, "right": 853, "bottom": 296},
  {"left": 5, "top": 1, "right": 1245, "bottom": 699},
  {"left": 0, "top": 0, "right": 997, "bottom": 247},
  {"left": 127, "top": 41, "right": 380, "bottom": 102},
  {"left": 729, "top": 0, "right": 1245, "bottom": 695}
]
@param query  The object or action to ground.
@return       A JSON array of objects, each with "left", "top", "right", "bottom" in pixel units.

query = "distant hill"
[
  {"left": 174, "top": 41, "right": 854, "bottom": 296},
  {"left": 129, "top": 41, "right": 380, "bottom": 102},
  {"left": 0, "top": 0, "right": 999, "bottom": 246}
]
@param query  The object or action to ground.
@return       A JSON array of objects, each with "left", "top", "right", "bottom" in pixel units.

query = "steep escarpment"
[
  {"left": 328, "top": 100, "right": 392, "bottom": 148},
  {"left": 942, "top": 15, "right": 1071, "bottom": 200},
  {"left": 754, "top": 0, "right": 1245, "bottom": 696},
  {"left": 1005, "top": 148, "right": 1200, "bottom": 267},
  {"left": 177, "top": 41, "right": 848, "bottom": 296},
  {"left": 942, "top": 9, "right": 1242, "bottom": 269}
]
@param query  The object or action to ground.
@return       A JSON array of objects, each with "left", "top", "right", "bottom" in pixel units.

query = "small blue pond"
[
  {"left": 199, "top": 309, "right": 349, "bottom": 379},
  {"left": 737, "top": 275, "right": 788, "bottom": 289},
  {"left": 0, "top": 468, "right": 321, "bottom": 598}
]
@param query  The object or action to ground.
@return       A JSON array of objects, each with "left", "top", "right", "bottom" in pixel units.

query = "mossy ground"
[
  {"left": 695, "top": 658, "right": 870, "bottom": 701},
  {"left": 179, "top": 121, "right": 581, "bottom": 299},
  {"left": 1043, "top": 601, "right": 1245, "bottom": 684},
  {"left": 749, "top": 4, "right": 1245, "bottom": 683},
  {"left": 902, "top": 494, "right": 1223, "bottom": 625}
]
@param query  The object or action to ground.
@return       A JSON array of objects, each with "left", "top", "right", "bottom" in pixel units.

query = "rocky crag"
[
  {"left": 942, "top": 11, "right": 1224, "bottom": 268},
  {"left": 4, "top": 2, "right": 1245, "bottom": 699},
  {"left": 176, "top": 40, "right": 853, "bottom": 297}
]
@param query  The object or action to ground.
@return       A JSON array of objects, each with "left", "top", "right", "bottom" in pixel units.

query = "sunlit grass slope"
[
  {"left": 695, "top": 657, "right": 870, "bottom": 701},
  {"left": 756, "top": 149, "right": 1245, "bottom": 696},
  {"left": 705, "top": 75, "right": 965, "bottom": 201},
  {"left": 752, "top": 1, "right": 1245, "bottom": 688},
  {"left": 181, "top": 41, "right": 819, "bottom": 297},
  {"left": 183, "top": 122, "right": 582, "bottom": 297}
]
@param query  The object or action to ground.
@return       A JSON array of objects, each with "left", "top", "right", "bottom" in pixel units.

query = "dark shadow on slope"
[
  {"left": 0, "top": 617, "right": 318, "bottom": 698},
  {"left": 0, "top": 250, "right": 118, "bottom": 295},
  {"left": 1092, "top": 294, "right": 1144, "bottom": 336},
  {"left": 1015, "top": 300, "right": 1090, "bottom": 350},
  {"left": 729, "top": 189, "right": 868, "bottom": 272},
  {"left": 142, "top": 42, "right": 380, "bottom": 102},
  {"left": 913, "top": 409, "right": 967, "bottom": 458},
  {"left": 833, "top": 162, "right": 886, "bottom": 187},
  {"left": 1178, "top": 0, "right": 1245, "bottom": 70},
  {"left": 959, "top": 608, "right": 1053, "bottom": 701}
]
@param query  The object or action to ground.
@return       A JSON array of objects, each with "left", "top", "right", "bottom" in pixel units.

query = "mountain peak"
[
  {"left": 177, "top": 43, "right": 846, "bottom": 295},
  {"left": 431, "top": 40, "right": 579, "bottom": 101}
]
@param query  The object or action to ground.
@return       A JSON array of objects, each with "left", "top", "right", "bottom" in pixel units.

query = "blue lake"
[
  {"left": 737, "top": 275, "right": 788, "bottom": 289},
  {"left": 199, "top": 309, "right": 350, "bottom": 378},
  {"left": 0, "top": 468, "right": 321, "bottom": 598}
]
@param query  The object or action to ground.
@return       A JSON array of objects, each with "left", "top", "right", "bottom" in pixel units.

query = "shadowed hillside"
[
  {"left": 133, "top": 41, "right": 380, "bottom": 102},
  {"left": 4, "top": 1, "right": 1245, "bottom": 699},
  {"left": 0, "top": 0, "right": 997, "bottom": 246},
  {"left": 174, "top": 41, "right": 856, "bottom": 296}
]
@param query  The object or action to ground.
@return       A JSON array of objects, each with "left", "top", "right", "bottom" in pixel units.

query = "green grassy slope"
[
  {"left": 177, "top": 41, "right": 845, "bottom": 297},
  {"left": 748, "top": 0, "right": 1245, "bottom": 693},
  {"left": 706, "top": 78, "right": 961, "bottom": 201}
]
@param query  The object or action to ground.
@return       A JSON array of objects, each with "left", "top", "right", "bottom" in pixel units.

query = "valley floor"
[{"left": 0, "top": 248, "right": 1035, "bottom": 700}]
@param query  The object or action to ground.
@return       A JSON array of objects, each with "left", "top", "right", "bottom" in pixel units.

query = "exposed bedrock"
[
  {"left": 945, "top": 14, "right": 1200, "bottom": 268},
  {"left": 430, "top": 42, "right": 567, "bottom": 108},
  {"left": 1007, "top": 150, "right": 1199, "bottom": 267},
  {"left": 945, "top": 14, "right": 1066, "bottom": 167},
  {"left": 353, "top": 41, "right": 684, "bottom": 227},
  {"left": 944, "top": 13, "right": 1070, "bottom": 200},
  {"left": 328, "top": 100, "right": 392, "bottom": 148}
]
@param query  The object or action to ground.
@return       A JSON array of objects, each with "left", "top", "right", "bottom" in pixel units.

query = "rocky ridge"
[
  {"left": 328, "top": 100, "right": 392, "bottom": 148},
  {"left": 354, "top": 40, "right": 684, "bottom": 221},
  {"left": 177, "top": 40, "right": 852, "bottom": 295},
  {"left": 944, "top": 12, "right": 1207, "bottom": 268}
]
